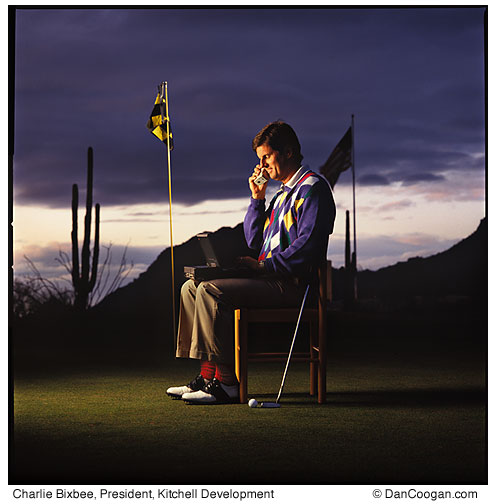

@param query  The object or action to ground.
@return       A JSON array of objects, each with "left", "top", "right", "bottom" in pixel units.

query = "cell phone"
[{"left": 253, "top": 171, "right": 268, "bottom": 186}]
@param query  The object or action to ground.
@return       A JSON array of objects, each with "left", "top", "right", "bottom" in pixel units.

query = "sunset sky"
[{"left": 12, "top": 6, "right": 486, "bottom": 286}]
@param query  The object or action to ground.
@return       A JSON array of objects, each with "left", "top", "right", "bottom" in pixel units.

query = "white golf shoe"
[
  {"left": 166, "top": 374, "right": 208, "bottom": 399},
  {"left": 182, "top": 378, "right": 239, "bottom": 404}
]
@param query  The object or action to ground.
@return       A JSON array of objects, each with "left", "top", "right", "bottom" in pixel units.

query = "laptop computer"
[{"left": 184, "top": 232, "right": 254, "bottom": 282}]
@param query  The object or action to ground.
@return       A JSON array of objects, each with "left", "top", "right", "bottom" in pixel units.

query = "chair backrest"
[
  {"left": 324, "top": 260, "right": 332, "bottom": 303},
  {"left": 310, "top": 259, "right": 331, "bottom": 308},
  {"left": 318, "top": 259, "right": 328, "bottom": 311}
]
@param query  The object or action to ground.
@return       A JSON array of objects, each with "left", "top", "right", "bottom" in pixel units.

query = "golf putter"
[{"left": 259, "top": 283, "right": 311, "bottom": 408}]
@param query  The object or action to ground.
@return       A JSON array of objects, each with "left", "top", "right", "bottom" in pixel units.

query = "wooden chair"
[{"left": 234, "top": 260, "right": 331, "bottom": 404}]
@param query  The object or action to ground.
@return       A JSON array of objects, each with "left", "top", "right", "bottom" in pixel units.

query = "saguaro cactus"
[{"left": 71, "top": 147, "right": 100, "bottom": 310}]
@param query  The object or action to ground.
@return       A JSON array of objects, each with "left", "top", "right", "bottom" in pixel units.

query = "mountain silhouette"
[
  {"left": 94, "top": 223, "right": 253, "bottom": 316},
  {"left": 355, "top": 217, "right": 487, "bottom": 305},
  {"left": 14, "top": 218, "right": 486, "bottom": 367},
  {"left": 95, "top": 217, "right": 487, "bottom": 320}
]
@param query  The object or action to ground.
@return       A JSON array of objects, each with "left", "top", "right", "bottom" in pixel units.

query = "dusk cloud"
[
  {"left": 13, "top": 7, "right": 485, "bottom": 210},
  {"left": 358, "top": 174, "right": 391, "bottom": 186}
]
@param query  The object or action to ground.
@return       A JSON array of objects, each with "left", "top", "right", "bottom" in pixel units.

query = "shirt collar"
[{"left": 281, "top": 166, "right": 307, "bottom": 191}]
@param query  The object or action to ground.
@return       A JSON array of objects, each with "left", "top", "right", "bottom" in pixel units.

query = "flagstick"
[{"left": 161, "top": 81, "right": 176, "bottom": 337}]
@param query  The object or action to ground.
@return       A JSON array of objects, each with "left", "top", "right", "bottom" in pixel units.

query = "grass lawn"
[{"left": 12, "top": 339, "right": 486, "bottom": 485}]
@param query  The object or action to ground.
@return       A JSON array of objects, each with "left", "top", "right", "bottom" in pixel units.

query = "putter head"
[{"left": 260, "top": 402, "right": 281, "bottom": 408}]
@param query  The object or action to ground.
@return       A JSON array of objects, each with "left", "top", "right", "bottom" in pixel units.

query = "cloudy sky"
[{"left": 12, "top": 6, "right": 486, "bottom": 285}]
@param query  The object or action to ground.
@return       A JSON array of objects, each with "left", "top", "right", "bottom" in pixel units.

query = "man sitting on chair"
[{"left": 167, "top": 121, "right": 336, "bottom": 404}]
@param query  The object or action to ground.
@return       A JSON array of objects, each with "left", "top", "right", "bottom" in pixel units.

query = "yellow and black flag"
[{"left": 146, "top": 91, "right": 173, "bottom": 149}]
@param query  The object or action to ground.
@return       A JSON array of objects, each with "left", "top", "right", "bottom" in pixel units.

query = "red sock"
[
  {"left": 215, "top": 363, "right": 237, "bottom": 385},
  {"left": 200, "top": 361, "right": 216, "bottom": 380}
]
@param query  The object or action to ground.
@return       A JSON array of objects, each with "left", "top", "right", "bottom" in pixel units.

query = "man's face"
[{"left": 255, "top": 144, "right": 294, "bottom": 183}]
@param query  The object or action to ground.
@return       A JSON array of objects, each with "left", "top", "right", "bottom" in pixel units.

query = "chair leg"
[
  {"left": 235, "top": 309, "right": 248, "bottom": 404},
  {"left": 309, "top": 321, "right": 317, "bottom": 396},
  {"left": 318, "top": 311, "right": 327, "bottom": 404}
]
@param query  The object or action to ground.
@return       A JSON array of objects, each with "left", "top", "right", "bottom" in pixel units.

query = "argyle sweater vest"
[{"left": 244, "top": 168, "right": 336, "bottom": 279}]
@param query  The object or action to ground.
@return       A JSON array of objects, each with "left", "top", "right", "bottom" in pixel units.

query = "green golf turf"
[{"left": 12, "top": 349, "right": 486, "bottom": 484}]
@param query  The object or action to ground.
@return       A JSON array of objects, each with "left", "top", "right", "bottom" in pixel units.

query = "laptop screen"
[{"left": 197, "top": 233, "right": 220, "bottom": 268}]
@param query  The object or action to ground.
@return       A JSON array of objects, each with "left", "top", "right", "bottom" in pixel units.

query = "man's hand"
[
  {"left": 237, "top": 256, "right": 264, "bottom": 273},
  {"left": 248, "top": 164, "right": 269, "bottom": 200}
]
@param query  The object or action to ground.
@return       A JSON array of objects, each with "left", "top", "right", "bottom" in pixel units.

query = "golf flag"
[
  {"left": 147, "top": 92, "right": 174, "bottom": 149},
  {"left": 147, "top": 82, "right": 177, "bottom": 339},
  {"left": 319, "top": 127, "right": 352, "bottom": 188}
]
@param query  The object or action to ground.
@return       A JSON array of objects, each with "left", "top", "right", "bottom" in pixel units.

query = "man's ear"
[{"left": 285, "top": 147, "right": 293, "bottom": 159}]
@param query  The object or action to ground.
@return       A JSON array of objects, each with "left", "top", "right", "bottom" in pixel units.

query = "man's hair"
[{"left": 252, "top": 121, "right": 303, "bottom": 164}]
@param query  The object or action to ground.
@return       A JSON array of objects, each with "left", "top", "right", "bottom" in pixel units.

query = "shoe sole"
[
  {"left": 166, "top": 393, "right": 184, "bottom": 400},
  {"left": 183, "top": 397, "right": 240, "bottom": 405}
]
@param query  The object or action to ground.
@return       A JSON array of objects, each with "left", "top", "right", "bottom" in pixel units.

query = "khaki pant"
[{"left": 176, "top": 277, "right": 306, "bottom": 365}]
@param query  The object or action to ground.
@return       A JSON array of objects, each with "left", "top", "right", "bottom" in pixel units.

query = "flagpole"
[
  {"left": 351, "top": 114, "right": 356, "bottom": 256},
  {"left": 351, "top": 114, "right": 357, "bottom": 299},
  {"left": 160, "top": 81, "right": 176, "bottom": 337}
]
